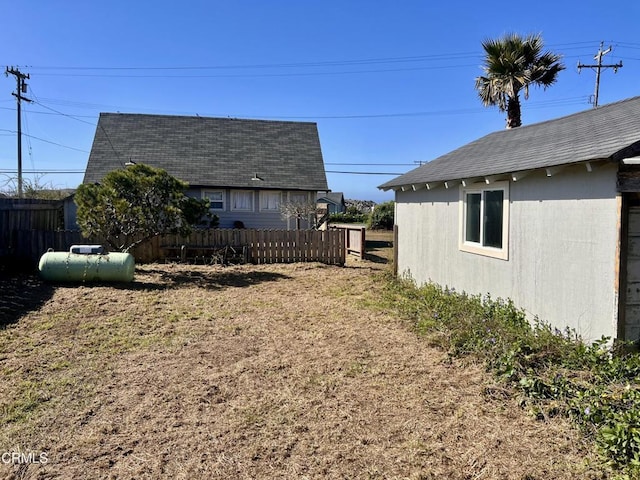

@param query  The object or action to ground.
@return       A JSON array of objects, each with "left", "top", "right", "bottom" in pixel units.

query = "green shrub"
[
  {"left": 368, "top": 201, "right": 394, "bottom": 230},
  {"left": 329, "top": 212, "right": 369, "bottom": 224},
  {"left": 381, "top": 275, "right": 640, "bottom": 477}
]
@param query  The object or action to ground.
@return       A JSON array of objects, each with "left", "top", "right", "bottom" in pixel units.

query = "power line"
[
  {"left": 23, "top": 41, "right": 635, "bottom": 73},
  {"left": 326, "top": 162, "right": 415, "bottom": 166},
  {"left": 11, "top": 94, "right": 588, "bottom": 122},
  {"left": 21, "top": 102, "right": 35, "bottom": 172},
  {"left": 0, "top": 169, "right": 405, "bottom": 175},
  {"left": 0, "top": 129, "right": 89, "bottom": 153},
  {"left": 26, "top": 91, "right": 121, "bottom": 161},
  {"left": 29, "top": 98, "right": 97, "bottom": 126},
  {"left": 28, "top": 64, "right": 479, "bottom": 79},
  {"left": 25, "top": 52, "right": 481, "bottom": 73},
  {"left": 326, "top": 170, "right": 403, "bottom": 175},
  {"left": 0, "top": 169, "right": 84, "bottom": 174}
]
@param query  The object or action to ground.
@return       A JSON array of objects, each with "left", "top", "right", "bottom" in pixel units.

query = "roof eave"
[{"left": 380, "top": 159, "right": 616, "bottom": 192}]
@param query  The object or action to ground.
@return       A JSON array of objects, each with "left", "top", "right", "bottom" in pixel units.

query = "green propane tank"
[{"left": 38, "top": 246, "right": 135, "bottom": 282}]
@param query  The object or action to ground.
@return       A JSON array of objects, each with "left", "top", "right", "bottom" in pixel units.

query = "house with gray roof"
[
  {"left": 379, "top": 96, "right": 640, "bottom": 344},
  {"left": 316, "top": 191, "right": 346, "bottom": 214},
  {"left": 84, "top": 113, "right": 328, "bottom": 229}
]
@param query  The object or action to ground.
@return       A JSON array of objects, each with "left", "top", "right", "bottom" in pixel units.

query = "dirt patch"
[{"left": 0, "top": 249, "right": 603, "bottom": 479}]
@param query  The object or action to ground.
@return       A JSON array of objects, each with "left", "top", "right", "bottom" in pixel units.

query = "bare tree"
[
  {"left": 280, "top": 200, "right": 319, "bottom": 229},
  {"left": 0, "top": 174, "right": 71, "bottom": 199}
]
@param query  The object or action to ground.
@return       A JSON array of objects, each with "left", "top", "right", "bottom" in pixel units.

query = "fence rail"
[
  {"left": 328, "top": 224, "right": 366, "bottom": 259},
  {"left": 1, "top": 228, "right": 346, "bottom": 267},
  {"left": 0, "top": 199, "right": 64, "bottom": 234}
]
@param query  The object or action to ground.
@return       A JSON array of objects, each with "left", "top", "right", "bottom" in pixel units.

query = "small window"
[
  {"left": 260, "top": 191, "right": 282, "bottom": 211},
  {"left": 231, "top": 190, "right": 254, "bottom": 211},
  {"left": 289, "top": 192, "right": 309, "bottom": 204},
  {"left": 465, "top": 193, "right": 481, "bottom": 243},
  {"left": 459, "top": 182, "right": 509, "bottom": 260},
  {"left": 203, "top": 190, "right": 225, "bottom": 211}
]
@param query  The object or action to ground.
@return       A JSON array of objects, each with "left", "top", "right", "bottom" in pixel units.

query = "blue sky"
[{"left": 1, "top": 1, "right": 638, "bottom": 203}]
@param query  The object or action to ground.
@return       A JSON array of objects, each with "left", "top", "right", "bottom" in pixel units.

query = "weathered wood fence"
[
  {"left": 0, "top": 198, "right": 64, "bottom": 231},
  {"left": 159, "top": 229, "right": 346, "bottom": 265},
  {"left": 1, "top": 228, "right": 346, "bottom": 267},
  {"left": 0, "top": 199, "right": 64, "bottom": 256},
  {"left": 328, "top": 224, "right": 366, "bottom": 259}
]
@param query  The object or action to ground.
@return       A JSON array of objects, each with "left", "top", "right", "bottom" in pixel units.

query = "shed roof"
[
  {"left": 84, "top": 113, "right": 328, "bottom": 191},
  {"left": 380, "top": 96, "right": 640, "bottom": 190}
]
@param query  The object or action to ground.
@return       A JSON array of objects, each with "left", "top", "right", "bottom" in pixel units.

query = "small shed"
[{"left": 380, "top": 96, "right": 640, "bottom": 343}]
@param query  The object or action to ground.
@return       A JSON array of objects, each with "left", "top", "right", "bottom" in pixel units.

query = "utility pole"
[
  {"left": 5, "top": 67, "right": 32, "bottom": 198},
  {"left": 577, "top": 42, "right": 623, "bottom": 108}
]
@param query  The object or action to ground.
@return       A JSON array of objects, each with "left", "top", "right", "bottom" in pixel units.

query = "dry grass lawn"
[{"left": 0, "top": 233, "right": 604, "bottom": 479}]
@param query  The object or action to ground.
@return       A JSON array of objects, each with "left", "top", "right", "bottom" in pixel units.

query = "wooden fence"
[
  {"left": 1, "top": 228, "right": 346, "bottom": 267},
  {"left": 328, "top": 224, "right": 366, "bottom": 259},
  {"left": 0, "top": 198, "right": 64, "bottom": 231},
  {"left": 0, "top": 199, "right": 64, "bottom": 257}
]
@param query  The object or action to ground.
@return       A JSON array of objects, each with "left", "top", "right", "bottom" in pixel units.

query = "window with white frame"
[
  {"left": 231, "top": 190, "right": 254, "bottom": 211},
  {"left": 459, "top": 181, "right": 509, "bottom": 260},
  {"left": 203, "top": 190, "right": 225, "bottom": 211},
  {"left": 260, "top": 191, "right": 282, "bottom": 211},
  {"left": 289, "top": 192, "right": 309, "bottom": 204}
]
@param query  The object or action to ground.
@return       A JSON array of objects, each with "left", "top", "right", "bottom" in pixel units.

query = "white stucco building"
[{"left": 380, "top": 96, "right": 640, "bottom": 344}]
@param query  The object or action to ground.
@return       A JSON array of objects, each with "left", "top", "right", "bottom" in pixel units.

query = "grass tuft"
[{"left": 381, "top": 274, "right": 640, "bottom": 478}]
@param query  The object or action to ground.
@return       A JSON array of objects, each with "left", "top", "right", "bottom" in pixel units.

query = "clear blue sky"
[{"left": 1, "top": 1, "right": 638, "bottom": 203}]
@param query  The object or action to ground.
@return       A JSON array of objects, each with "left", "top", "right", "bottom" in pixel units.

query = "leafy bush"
[
  {"left": 75, "top": 164, "right": 209, "bottom": 252},
  {"left": 368, "top": 201, "right": 394, "bottom": 230},
  {"left": 382, "top": 274, "right": 640, "bottom": 477},
  {"left": 182, "top": 197, "right": 218, "bottom": 228},
  {"left": 329, "top": 212, "right": 369, "bottom": 224}
]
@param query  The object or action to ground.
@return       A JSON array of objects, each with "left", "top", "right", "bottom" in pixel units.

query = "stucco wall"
[{"left": 395, "top": 164, "right": 619, "bottom": 341}]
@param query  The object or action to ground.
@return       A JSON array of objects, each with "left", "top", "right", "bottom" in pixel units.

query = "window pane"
[
  {"left": 232, "top": 191, "right": 253, "bottom": 210},
  {"left": 290, "top": 193, "right": 308, "bottom": 203},
  {"left": 262, "top": 192, "right": 281, "bottom": 210},
  {"left": 483, "top": 190, "right": 503, "bottom": 248},
  {"left": 204, "top": 191, "right": 224, "bottom": 210},
  {"left": 465, "top": 193, "right": 481, "bottom": 243}
]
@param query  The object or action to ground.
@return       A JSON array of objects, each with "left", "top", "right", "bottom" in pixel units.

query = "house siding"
[
  {"left": 190, "top": 188, "right": 315, "bottom": 230},
  {"left": 395, "top": 164, "right": 619, "bottom": 342}
]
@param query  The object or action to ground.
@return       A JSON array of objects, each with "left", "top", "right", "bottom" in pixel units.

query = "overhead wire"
[
  {"left": 0, "top": 169, "right": 84, "bottom": 174},
  {"left": 20, "top": 40, "right": 638, "bottom": 79},
  {"left": 326, "top": 171, "right": 403, "bottom": 175},
  {"left": 0, "top": 41, "right": 631, "bottom": 179},
  {"left": 28, "top": 88, "right": 122, "bottom": 162},
  {"left": 21, "top": 102, "right": 35, "bottom": 171},
  {"left": 21, "top": 94, "right": 588, "bottom": 122},
  {"left": 28, "top": 64, "right": 479, "bottom": 79},
  {"left": 0, "top": 129, "right": 89, "bottom": 153},
  {"left": 25, "top": 40, "right": 628, "bottom": 72}
]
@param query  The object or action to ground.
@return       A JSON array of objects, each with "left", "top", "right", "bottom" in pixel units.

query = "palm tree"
[{"left": 475, "top": 33, "right": 565, "bottom": 128}]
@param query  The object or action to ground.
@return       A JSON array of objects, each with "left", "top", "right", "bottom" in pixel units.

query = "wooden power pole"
[
  {"left": 577, "top": 42, "right": 623, "bottom": 108},
  {"left": 5, "top": 67, "right": 32, "bottom": 198}
]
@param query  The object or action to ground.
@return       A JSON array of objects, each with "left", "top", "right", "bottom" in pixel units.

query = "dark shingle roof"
[
  {"left": 84, "top": 113, "right": 328, "bottom": 191},
  {"left": 317, "top": 192, "right": 344, "bottom": 205},
  {"left": 380, "top": 96, "right": 640, "bottom": 190}
]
